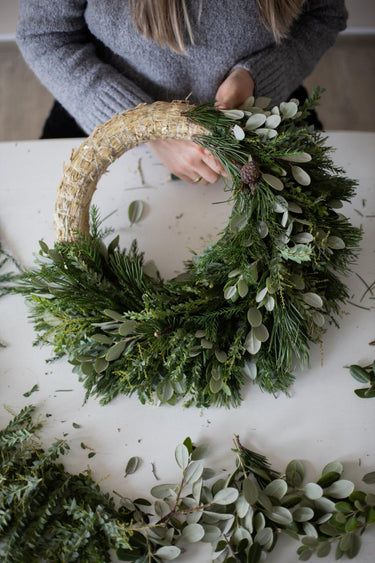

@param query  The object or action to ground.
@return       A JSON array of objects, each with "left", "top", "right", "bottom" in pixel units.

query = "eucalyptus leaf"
[
  {"left": 262, "top": 173, "right": 284, "bottom": 191},
  {"left": 264, "top": 479, "right": 288, "bottom": 500},
  {"left": 213, "top": 487, "right": 239, "bottom": 505},
  {"left": 124, "top": 456, "right": 141, "bottom": 477},
  {"left": 325, "top": 480, "right": 355, "bottom": 499},
  {"left": 291, "top": 166, "right": 311, "bottom": 186},
  {"left": 302, "top": 292, "right": 323, "bottom": 308},
  {"left": 154, "top": 546, "right": 181, "bottom": 560},
  {"left": 128, "top": 200, "right": 145, "bottom": 224},
  {"left": 245, "top": 329, "right": 261, "bottom": 355},
  {"left": 175, "top": 444, "right": 189, "bottom": 470},
  {"left": 182, "top": 523, "right": 205, "bottom": 543},
  {"left": 247, "top": 307, "right": 262, "bottom": 327}
]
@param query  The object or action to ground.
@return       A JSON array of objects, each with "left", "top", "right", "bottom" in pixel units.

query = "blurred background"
[{"left": 0, "top": 0, "right": 374, "bottom": 141}]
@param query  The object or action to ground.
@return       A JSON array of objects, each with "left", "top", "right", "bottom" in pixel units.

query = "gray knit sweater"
[{"left": 17, "top": 0, "right": 347, "bottom": 134}]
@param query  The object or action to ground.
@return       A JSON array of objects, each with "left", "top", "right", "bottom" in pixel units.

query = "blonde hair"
[{"left": 129, "top": 0, "right": 304, "bottom": 52}]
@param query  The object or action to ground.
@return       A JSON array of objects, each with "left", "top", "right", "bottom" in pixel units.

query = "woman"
[{"left": 17, "top": 0, "right": 347, "bottom": 184}]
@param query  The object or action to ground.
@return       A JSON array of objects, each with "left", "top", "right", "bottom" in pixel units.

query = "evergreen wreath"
[
  {"left": 1, "top": 406, "right": 375, "bottom": 562},
  {"left": 17, "top": 90, "right": 361, "bottom": 407}
]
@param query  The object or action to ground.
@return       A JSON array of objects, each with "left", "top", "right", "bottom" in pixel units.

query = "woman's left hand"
[{"left": 215, "top": 68, "right": 255, "bottom": 110}]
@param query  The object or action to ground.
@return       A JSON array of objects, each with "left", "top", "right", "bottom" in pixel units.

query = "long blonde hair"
[{"left": 129, "top": 0, "right": 304, "bottom": 52}]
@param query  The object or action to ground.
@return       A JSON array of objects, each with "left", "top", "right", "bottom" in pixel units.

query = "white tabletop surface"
[{"left": 1, "top": 133, "right": 375, "bottom": 562}]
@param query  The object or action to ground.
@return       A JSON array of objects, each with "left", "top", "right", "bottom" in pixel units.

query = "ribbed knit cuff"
[
  {"left": 232, "top": 44, "right": 299, "bottom": 106},
  {"left": 82, "top": 77, "right": 153, "bottom": 133}
]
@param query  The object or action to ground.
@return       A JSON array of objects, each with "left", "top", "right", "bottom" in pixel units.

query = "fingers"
[
  {"left": 215, "top": 68, "right": 255, "bottom": 109},
  {"left": 201, "top": 150, "right": 228, "bottom": 177}
]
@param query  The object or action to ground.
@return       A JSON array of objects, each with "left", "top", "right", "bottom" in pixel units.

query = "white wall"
[{"left": 0, "top": 0, "right": 374, "bottom": 38}]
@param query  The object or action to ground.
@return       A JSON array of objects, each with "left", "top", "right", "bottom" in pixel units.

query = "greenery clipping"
[
  {"left": 1, "top": 406, "right": 375, "bottom": 562},
  {"left": 16, "top": 90, "right": 361, "bottom": 407},
  {"left": 349, "top": 358, "right": 375, "bottom": 398}
]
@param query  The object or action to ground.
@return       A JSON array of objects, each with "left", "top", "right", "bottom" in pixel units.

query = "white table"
[{"left": 1, "top": 133, "right": 375, "bottom": 562}]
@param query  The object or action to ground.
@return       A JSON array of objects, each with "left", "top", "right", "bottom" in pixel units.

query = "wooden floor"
[{"left": 0, "top": 35, "right": 374, "bottom": 141}]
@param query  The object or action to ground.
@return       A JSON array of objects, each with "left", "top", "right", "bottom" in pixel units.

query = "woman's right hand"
[{"left": 149, "top": 139, "right": 227, "bottom": 184}]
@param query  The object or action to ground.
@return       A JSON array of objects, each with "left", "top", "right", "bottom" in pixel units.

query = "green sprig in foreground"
[
  {"left": 16, "top": 90, "right": 361, "bottom": 406},
  {"left": 1, "top": 406, "right": 375, "bottom": 562}
]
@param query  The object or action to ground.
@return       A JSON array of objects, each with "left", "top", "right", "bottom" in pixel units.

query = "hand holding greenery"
[
  {"left": 16, "top": 90, "right": 361, "bottom": 407},
  {"left": 1, "top": 406, "right": 375, "bottom": 562}
]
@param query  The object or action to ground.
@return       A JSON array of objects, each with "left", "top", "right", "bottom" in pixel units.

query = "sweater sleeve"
[
  {"left": 16, "top": 0, "right": 153, "bottom": 134},
  {"left": 232, "top": 0, "right": 347, "bottom": 104}
]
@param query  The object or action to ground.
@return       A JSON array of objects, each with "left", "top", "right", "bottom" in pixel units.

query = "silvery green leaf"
[
  {"left": 256, "top": 128, "right": 278, "bottom": 139},
  {"left": 303, "top": 523, "right": 318, "bottom": 538},
  {"left": 151, "top": 484, "right": 177, "bottom": 499},
  {"left": 271, "top": 105, "right": 280, "bottom": 115},
  {"left": 157, "top": 381, "right": 174, "bottom": 402},
  {"left": 265, "top": 296, "right": 275, "bottom": 311},
  {"left": 192, "top": 478, "right": 203, "bottom": 502},
  {"left": 324, "top": 480, "right": 354, "bottom": 499},
  {"left": 233, "top": 527, "right": 252, "bottom": 545},
  {"left": 125, "top": 456, "right": 141, "bottom": 477},
  {"left": 245, "top": 329, "right": 261, "bottom": 355},
  {"left": 94, "top": 357, "right": 109, "bottom": 374},
  {"left": 232, "top": 124, "right": 245, "bottom": 140},
  {"left": 250, "top": 106, "right": 268, "bottom": 114},
  {"left": 154, "top": 546, "right": 181, "bottom": 560},
  {"left": 262, "top": 173, "right": 284, "bottom": 191},
  {"left": 255, "top": 527, "right": 273, "bottom": 546},
  {"left": 327, "top": 236, "right": 345, "bottom": 250},
  {"left": 245, "top": 113, "right": 267, "bottom": 130},
  {"left": 237, "top": 278, "right": 249, "bottom": 298},
  {"left": 264, "top": 479, "right": 288, "bottom": 500},
  {"left": 303, "top": 483, "right": 323, "bottom": 500},
  {"left": 292, "top": 165, "right": 311, "bottom": 186},
  {"left": 224, "top": 285, "right": 237, "bottom": 300},
  {"left": 258, "top": 492, "right": 273, "bottom": 511},
  {"left": 256, "top": 286, "right": 268, "bottom": 302},
  {"left": 182, "top": 523, "right": 205, "bottom": 543},
  {"left": 281, "top": 210, "right": 288, "bottom": 227},
  {"left": 316, "top": 512, "right": 333, "bottom": 524},
  {"left": 312, "top": 311, "right": 325, "bottom": 327},
  {"left": 240, "top": 95, "right": 255, "bottom": 110},
  {"left": 292, "top": 274, "right": 305, "bottom": 290},
  {"left": 247, "top": 307, "right": 262, "bottom": 327},
  {"left": 267, "top": 506, "right": 293, "bottom": 526},
  {"left": 323, "top": 461, "right": 344, "bottom": 476},
  {"left": 195, "top": 329, "right": 205, "bottom": 338},
  {"left": 294, "top": 232, "right": 314, "bottom": 244},
  {"left": 236, "top": 495, "right": 250, "bottom": 518},
  {"left": 175, "top": 444, "right": 189, "bottom": 470},
  {"left": 328, "top": 199, "right": 343, "bottom": 209},
  {"left": 244, "top": 506, "right": 254, "bottom": 533},
  {"left": 228, "top": 268, "right": 242, "bottom": 278},
  {"left": 201, "top": 525, "right": 221, "bottom": 543},
  {"left": 154, "top": 499, "right": 170, "bottom": 518},
  {"left": 213, "top": 487, "right": 239, "bottom": 505},
  {"left": 242, "top": 360, "right": 258, "bottom": 380},
  {"left": 286, "top": 222, "right": 294, "bottom": 237},
  {"left": 302, "top": 292, "right": 323, "bottom": 308},
  {"left": 202, "top": 468, "right": 216, "bottom": 480},
  {"left": 314, "top": 497, "right": 336, "bottom": 513},
  {"left": 254, "top": 512, "right": 266, "bottom": 532},
  {"left": 128, "top": 200, "right": 145, "bottom": 224},
  {"left": 286, "top": 459, "right": 305, "bottom": 487},
  {"left": 363, "top": 471, "right": 375, "bottom": 484},
  {"left": 257, "top": 220, "right": 269, "bottom": 238},
  {"left": 187, "top": 510, "right": 203, "bottom": 524},
  {"left": 280, "top": 152, "right": 312, "bottom": 163},
  {"left": 201, "top": 338, "right": 213, "bottom": 349},
  {"left": 221, "top": 515, "right": 235, "bottom": 535},
  {"left": 280, "top": 101, "right": 298, "bottom": 118},
  {"left": 215, "top": 350, "right": 228, "bottom": 363},
  {"left": 253, "top": 324, "right": 269, "bottom": 343},
  {"left": 255, "top": 96, "right": 272, "bottom": 108},
  {"left": 203, "top": 511, "right": 234, "bottom": 522},
  {"left": 288, "top": 202, "right": 303, "bottom": 214},
  {"left": 220, "top": 109, "right": 245, "bottom": 119},
  {"left": 243, "top": 478, "right": 259, "bottom": 505},
  {"left": 293, "top": 507, "right": 314, "bottom": 522},
  {"left": 265, "top": 114, "right": 281, "bottom": 128},
  {"left": 184, "top": 461, "right": 204, "bottom": 485},
  {"left": 105, "top": 340, "right": 127, "bottom": 361},
  {"left": 209, "top": 377, "right": 223, "bottom": 394},
  {"left": 119, "top": 320, "right": 138, "bottom": 336}
]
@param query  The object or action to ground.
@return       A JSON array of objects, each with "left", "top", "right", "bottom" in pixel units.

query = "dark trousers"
[{"left": 41, "top": 85, "right": 322, "bottom": 139}]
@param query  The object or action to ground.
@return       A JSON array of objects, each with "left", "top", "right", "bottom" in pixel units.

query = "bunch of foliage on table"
[
  {"left": 349, "top": 359, "right": 375, "bottom": 398},
  {"left": 1, "top": 407, "right": 375, "bottom": 562},
  {"left": 17, "top": 90, "right": 361, "bottom": 406}
]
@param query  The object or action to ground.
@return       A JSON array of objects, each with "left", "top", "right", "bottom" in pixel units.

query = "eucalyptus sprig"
[
  {"left": 1, "top": 407, "right": 375, "bottom": 562},
  {"left": 14, "top": 90, "right": 361, "bottom": 407},
  {"left": 349, "top": 361, "right": 375, "bottom": 398}
]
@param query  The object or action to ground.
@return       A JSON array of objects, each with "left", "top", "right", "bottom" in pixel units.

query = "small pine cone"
[{"left": 240, "top": 161, "right": 261, "bottom": 190}]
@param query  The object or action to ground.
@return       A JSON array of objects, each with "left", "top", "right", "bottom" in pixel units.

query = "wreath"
[
  {"left": 1, "top": 405, "right": 375, "bottom": 562},
  {"left": 18, "top": 90, "right": 361, "bottom": 406}
]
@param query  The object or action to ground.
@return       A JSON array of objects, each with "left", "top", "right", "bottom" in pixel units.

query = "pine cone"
[{"left": 240, "top": 162, "right": 261, "bottom": 192}]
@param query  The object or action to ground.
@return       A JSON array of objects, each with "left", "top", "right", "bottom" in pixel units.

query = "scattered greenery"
[
  {"left": 349, "top": 361, "right": 375, "bottom": 398},
  {"left": 15, "top": 91, "right": 361, "bottom": 407},
  {"left": 1, "top": 407, "right": 375, "bottom": 562}
]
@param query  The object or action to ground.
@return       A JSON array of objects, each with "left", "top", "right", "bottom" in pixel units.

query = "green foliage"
[
  {"left": 349, "top": 361, "right": 375, "bottom": 398},
  {"left": 1, "top": 407, "right": 374, "bottom": 562},
  {"left": 15, "top": 92, "right": 361, "bottom": 407}
]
